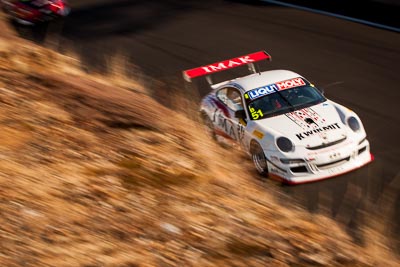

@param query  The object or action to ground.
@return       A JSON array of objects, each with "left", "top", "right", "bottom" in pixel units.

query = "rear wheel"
[{"left": 251, "top": 141, "right": 269, "bottom": 177}]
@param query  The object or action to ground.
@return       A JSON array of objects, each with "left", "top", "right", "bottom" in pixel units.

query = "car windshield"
[{"left": 246, "top": 85, "right": 326, "bottom": 120}]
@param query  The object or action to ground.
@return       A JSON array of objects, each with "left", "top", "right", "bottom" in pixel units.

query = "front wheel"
[{"left": 251, "top": 141, "right": 269, "bottom": 177}]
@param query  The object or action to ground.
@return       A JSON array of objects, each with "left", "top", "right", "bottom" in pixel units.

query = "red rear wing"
[{"left": 183, "top": 51, "right": 271, "bottom": 82}]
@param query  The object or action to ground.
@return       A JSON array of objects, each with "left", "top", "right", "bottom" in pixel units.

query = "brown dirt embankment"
[{"left": 0, "top": 17, "right": 398, "bottom": 267}]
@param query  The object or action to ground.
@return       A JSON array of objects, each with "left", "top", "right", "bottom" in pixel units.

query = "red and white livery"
[{"left": 183, "top": 51, "right": 373, "bottom": 184}]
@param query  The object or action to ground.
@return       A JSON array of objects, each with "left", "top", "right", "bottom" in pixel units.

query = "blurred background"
[{"left": 0, "top": 0, "right": 399, "bottom": 266}]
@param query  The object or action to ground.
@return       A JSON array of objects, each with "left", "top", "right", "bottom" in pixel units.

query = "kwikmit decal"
[
  {"left": 247, "top": 78, "right": 306, "bottom": 100},
  {"left": 296, "top": 123, "right": 341, "bottom": 141}
]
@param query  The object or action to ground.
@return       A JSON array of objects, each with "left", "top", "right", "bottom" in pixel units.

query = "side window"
[
  {"left": 217, "top": 87, "right": 243, "bottom": 111},
  {"left": 216, "top": 88, "right": 228, "bottom": 105}
]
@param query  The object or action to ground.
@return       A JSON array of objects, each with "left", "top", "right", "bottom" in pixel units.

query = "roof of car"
[{"left": 219, "top": 69, "right": 306, "bottom": 93}]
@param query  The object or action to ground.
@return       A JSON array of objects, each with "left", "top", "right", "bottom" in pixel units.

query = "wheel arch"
[{"left": 250, "top": 139, "right": 261, "bottom": 153}]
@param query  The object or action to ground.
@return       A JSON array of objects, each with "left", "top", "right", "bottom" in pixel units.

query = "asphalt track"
[{"left": 18, "top": 0, "right": 400, "bottom": 253}]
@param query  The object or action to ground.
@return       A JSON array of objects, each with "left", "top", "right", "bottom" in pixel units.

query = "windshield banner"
[{"left": 245, "top": 78, "right": 306, "bottom": 100}]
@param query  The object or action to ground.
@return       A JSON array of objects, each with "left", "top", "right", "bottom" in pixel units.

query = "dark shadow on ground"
[
  {"left": 61, "top": 0, "right": 189, "bottom": 73},
  {"left": 10, "top": 0, "right": 218, "bottom": 74},
  {"left": 225, "top": 0, "right": 400, "bottom": 30},
  {"left": 63, "top": 0, "right": 199, "bottom": 40}
]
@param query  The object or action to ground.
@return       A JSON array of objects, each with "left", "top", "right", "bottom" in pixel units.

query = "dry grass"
[{"left": 0, "top": 15, "right": 398, "bottom": 267}]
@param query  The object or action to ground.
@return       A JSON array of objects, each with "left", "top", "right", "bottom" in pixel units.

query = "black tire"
[
  {"left": 251, "top": 141, "right": 269, "bottom": 177},
  {"left": 201, "top": 114, "right": 216, "bottom": 141}
]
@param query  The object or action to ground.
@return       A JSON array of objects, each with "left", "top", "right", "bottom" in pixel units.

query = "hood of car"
[{"left": 255, "top": 102, "right": 348, "bottom": 148}]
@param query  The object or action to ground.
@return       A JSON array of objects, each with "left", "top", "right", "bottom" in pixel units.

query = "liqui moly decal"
[
  {"left": 247, "top": 78, "right": 306, "bottom": 100},
  {"left": 247, "top": 84, "right": 279, "bottom": 100},
  {"left": 276, "top": 78, "right": 305, "bottom": 90},
  {"left": 183, "top": 51, "right": 271, "bottom": 80}
]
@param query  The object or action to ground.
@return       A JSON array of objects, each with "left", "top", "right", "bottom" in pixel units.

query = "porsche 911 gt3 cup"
[{"left": 183, "top": 51, "right": 373, "bottom": 184}]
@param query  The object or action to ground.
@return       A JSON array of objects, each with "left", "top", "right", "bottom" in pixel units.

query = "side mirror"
[{"left": 234, "top": 110, "right": 246, "bottom": 119}]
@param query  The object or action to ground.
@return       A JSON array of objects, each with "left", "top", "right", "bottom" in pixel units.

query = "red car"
[{"left": 1, "top": 0, "right": 70, "bottom": 26}]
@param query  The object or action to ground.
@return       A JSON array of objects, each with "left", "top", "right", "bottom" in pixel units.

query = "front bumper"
[{"left": 268, "top": 139, "right": 373, "bottom": 184}]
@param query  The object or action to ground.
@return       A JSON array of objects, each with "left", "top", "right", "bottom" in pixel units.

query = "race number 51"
[{"left": 249, "top": 107, "right": 263, "bottom": 120}]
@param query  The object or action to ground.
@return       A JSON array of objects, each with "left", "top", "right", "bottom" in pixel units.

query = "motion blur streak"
[{"left": 2, "top": 0, "right": 399, "bottom": 265}]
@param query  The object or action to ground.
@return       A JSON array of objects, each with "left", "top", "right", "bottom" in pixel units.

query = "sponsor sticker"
[
  {"left": 276, "top": 78, "right": 305, "bottom": 90},
  {"left": 296, "top": 123, "right": 341, "bottom": 141},
  {"left": 183, "top": 51, "right": 271, "bottom": 79},
  {"left": 270, "top": 156, "right": 279, "bottom": 163},
  {"left": 247, "top": 78, "right": 306, "bottom": 100},
  {"left": 248, "top": 84, "right": 279, "bottom": 100}
]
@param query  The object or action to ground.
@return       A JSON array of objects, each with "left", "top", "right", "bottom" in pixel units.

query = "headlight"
[
  {"left": 347, "top": 116, "right": 360, "bottom": 132},
  {"left": 277, "top": 137, "right": 294, "bottom": 152}
]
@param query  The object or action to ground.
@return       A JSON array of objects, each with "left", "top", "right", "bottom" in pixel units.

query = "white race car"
[{"left": 183, "top": 51, "right": 374, "bottom": 184}]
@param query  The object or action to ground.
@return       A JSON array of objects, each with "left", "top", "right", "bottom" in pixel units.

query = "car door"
[{"left": 213, "top": 87, "right": 246, "bottom": 145}]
